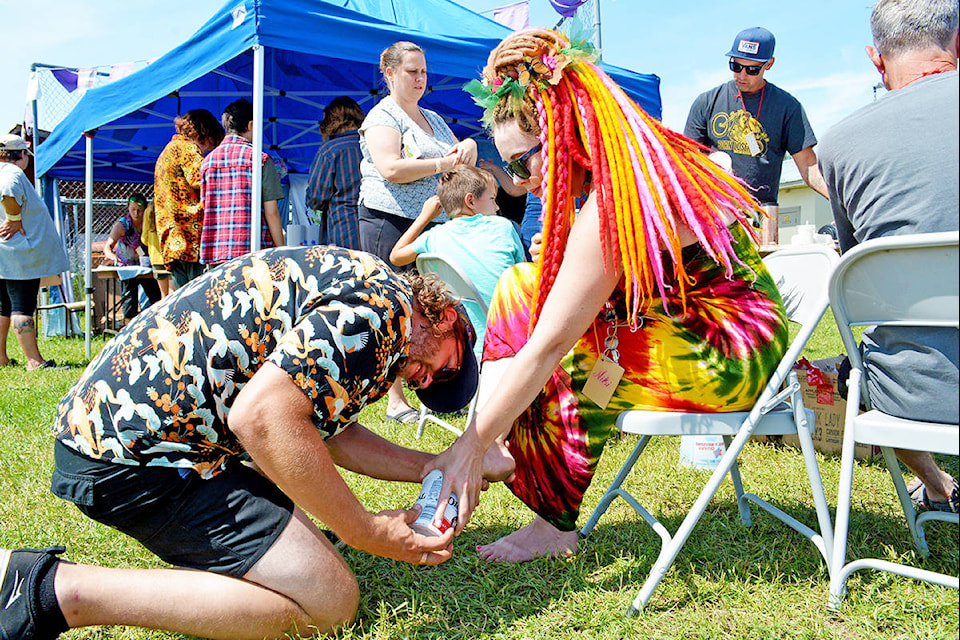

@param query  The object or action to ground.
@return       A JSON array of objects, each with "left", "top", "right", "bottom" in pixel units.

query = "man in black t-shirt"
[{"left": 684, "top": 27, "right": 828, "bottom": 243}]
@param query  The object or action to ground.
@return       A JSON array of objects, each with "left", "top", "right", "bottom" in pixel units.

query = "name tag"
[
  {"left": 402, "top": 132, "right": 422, "bottom": 159},
  {"left": 744, "top": 131, "right": 762, "bottom": 156},
  {"left": 582, "top": 355, "right": 624, "bottom": 409}
]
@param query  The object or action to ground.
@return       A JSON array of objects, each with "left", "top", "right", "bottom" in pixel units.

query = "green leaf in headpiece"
[
  {"left": 559, "top": 15, "right": 601, "bottom": 63},
  {"left": 463, "top": 76, "right": 527, "bottom": 128}
]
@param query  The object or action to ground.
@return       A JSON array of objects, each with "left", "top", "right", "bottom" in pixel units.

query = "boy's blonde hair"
[{"left": 437, "top": 165, "right": 497, "bottom": 218}]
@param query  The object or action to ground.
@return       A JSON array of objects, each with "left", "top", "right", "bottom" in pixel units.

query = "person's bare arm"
[
  {"left": 428, "top": 191, "right": 624, "bottom": 530},
  {"left": 102, "top": 219, "right": 125, "bottom": 264},
  {"left": 229, "top": 363, "right": 454, "bottom": 563},
  {"left": 325, "top": 421, "right": 433, "bottom": 481},
  {"left": 263, "top": 200, "right": 284, "bottom": 247},
  {"left": 792, "top": 147, "right": 829, "bottom": 199},
  {"left": 365, "top": 125, "right": 457, "bottom": 183},
  {"left": 0, "top": 196, "right": 24, "bottom": 240},
  {"left": 390, "top": 195, "right": 442, "bottom": 266},
  {"left": 478, "top": 160, "right": 526, "bottom": 197}
]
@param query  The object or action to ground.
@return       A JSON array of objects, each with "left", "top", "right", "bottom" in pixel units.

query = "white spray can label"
[{"left": 411, "top": 469, "right": 458, "bottom": 536}]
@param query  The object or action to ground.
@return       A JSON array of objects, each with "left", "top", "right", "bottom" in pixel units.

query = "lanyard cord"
[
  {"left": 736, "top": 82, "right": 765, "bottom": 120},
  {"left": 902, "top": 65, "right": 954, "bottom": 88}
]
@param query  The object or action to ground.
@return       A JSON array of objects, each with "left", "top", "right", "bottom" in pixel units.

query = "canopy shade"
[{"left": 36, "top": 0, "right": 661, "bottom": 183}]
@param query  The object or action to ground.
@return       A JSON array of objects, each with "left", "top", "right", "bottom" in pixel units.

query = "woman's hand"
[
  {"left": 423, "top": 425, "right": 486, "bottom": 535},
  {"left": 1, "top": 196, "right": 25, "bottom": 240},
  {"left": 450, "top": 138, "right": 478, "bottom": 167},
  {"left": 0, "top": 218, "right": 24, "bottom": 240}
]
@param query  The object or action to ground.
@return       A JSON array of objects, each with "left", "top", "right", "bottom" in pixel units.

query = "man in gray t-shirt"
[
  {"left": 685, "top": 27, "right": 829, "bottom": 243},
  {"left": 818, "top": 0, "right": 959, "bottom": 513}
]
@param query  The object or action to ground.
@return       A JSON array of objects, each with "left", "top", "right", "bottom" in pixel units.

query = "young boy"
[{"left": 391, "top": 165, "right": 526, "bottom": 355}]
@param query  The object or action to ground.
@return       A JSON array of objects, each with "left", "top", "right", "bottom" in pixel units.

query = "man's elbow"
[{"left": 227, "top": 379, "right": 276, "bottom": 444}]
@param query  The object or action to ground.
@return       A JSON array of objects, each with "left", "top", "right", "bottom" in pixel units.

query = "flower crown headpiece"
[{"left": 464, "top": 26, "right": 599, "bottom": 126}]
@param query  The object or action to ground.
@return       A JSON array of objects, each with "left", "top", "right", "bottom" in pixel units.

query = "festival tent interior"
[{"left": 34, "top": 0, "right": 662, "bottom": 353}]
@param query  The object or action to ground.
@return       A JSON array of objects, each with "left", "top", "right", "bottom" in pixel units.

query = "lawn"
[{"left": 0, "top": 313, "right": 956, "bottom": 640}]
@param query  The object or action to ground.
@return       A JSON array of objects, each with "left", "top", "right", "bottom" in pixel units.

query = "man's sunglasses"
[
  {"left": 503, "top": 142, "right": 543, "bottom": 180},
  {"left": 729, "top": 59, "right": 766, "bottom": 76}
]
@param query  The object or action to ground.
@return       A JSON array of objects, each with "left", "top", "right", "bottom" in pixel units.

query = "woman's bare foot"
[
  {"left": 482, "top": 439, "right": 515, "bottom": 483},
  {"left": 477, "top": 516, "right": 578, "bottom": 563}
]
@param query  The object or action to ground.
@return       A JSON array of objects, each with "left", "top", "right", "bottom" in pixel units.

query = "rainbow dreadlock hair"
[{"left": 466, "top": 28, "right": 763, "bottom": 330}]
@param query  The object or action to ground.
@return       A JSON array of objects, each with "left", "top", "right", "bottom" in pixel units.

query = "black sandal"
[{"left": 909, "top": 477, "right": 960, "bottom": 514}]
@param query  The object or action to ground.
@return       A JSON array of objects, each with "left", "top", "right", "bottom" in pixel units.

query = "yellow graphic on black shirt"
[{"left": 709, "top": 109, "right": 768, "bottom": 157}]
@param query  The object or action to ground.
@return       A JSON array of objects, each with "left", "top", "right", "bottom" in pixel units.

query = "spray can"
[{"left": 410, "top": 470, "right": 458, "bottom": 536}]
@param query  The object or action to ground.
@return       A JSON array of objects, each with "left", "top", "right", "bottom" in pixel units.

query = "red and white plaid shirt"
[{"left": 200, "top": 134, "right": 275, "bottom": 265}]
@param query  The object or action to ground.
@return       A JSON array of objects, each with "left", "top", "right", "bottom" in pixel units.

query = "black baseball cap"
[{"left": 415, "top": 303, "right": 479, "bottom": 413}]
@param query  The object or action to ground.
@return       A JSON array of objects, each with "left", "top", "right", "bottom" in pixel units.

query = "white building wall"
[
  {"left": 777, "top": 180, "right": 835, "bottom": 244},
  {"left": 775, "top": 156, "right": 834, "bottom": 245}
]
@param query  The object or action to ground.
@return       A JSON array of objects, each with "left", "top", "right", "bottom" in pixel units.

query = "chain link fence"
[{"left": 56, "top": 181, "right": 151, "bottom": 296}]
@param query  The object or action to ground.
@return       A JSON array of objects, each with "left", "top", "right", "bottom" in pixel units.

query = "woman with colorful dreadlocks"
[{"left": 427, "top": 28, "right": 789, "bottom": 562}]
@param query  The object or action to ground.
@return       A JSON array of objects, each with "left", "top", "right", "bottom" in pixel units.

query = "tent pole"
[
  {"left": 251, "top": 44, "right": 264, "bottom": 253},
  {"left": 593, "top": 0, "right": 602, "bottom": 60},
  {"left": 83, "top": 132, "right": 94, "bottom": 359},
  {"left": 31, "top": 97, "right": 42, "bottom": 194}
]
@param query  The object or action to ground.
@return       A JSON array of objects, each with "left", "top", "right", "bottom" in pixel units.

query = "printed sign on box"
[{"left": 782, "top": 368, "right": 875, "bottom": 459}]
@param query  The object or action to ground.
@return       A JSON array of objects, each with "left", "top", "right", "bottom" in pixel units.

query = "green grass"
[{"left": 0, "top": 315, "right": 956, "bottom": 640}]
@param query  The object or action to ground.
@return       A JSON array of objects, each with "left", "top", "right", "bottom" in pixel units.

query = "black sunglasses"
[
  {"left": 729, "top": 59, "right": 766, "bottom": 76},
  {"left": 504, "top": 142, "right": 542, "bottom": 180},
  {"left": 431, "top": 322, "right": 463, "bottom": 384}
]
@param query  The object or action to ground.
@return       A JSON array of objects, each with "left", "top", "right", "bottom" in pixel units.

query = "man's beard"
[{"left": 407, "top": 325, "right": 448, "bottom": 363}]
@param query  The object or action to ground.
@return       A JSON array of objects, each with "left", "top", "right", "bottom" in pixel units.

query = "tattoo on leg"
[{"left": 13, "top": 317, "right": 36, "bottom": 335}]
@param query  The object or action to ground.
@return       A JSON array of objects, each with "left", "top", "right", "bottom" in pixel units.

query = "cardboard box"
[{"left": 782, "top": 367, "right": 875, "bottom": 459}]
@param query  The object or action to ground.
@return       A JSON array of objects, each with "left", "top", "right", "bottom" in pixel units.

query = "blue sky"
[{"left": 4, "top": 0, "right": 880, "bottom": 140}]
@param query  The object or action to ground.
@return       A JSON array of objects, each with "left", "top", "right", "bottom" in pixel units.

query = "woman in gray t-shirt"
[
  {"left": 358, "top": 41, "right": 478, "bottom": 423},
  {"left": 0, "top": 135, "right": 69, "bottom": 370}
]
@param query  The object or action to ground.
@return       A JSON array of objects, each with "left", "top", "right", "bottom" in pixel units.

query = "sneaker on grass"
[{"left": 0, "top": 546, "right": 66, "bottom": 640}]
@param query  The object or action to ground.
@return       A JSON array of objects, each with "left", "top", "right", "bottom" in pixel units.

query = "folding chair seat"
[
  {"left": 827, "top": 231, "right": 959, "bottom": 608},
  {"left": 580, "top": 245, "right": 839, "bottom": 615},
  {"left": 35, "top": 274, "right": 85, "bottom": 338},
  {"left": 414, "top": 253, "right": 487, "bottom": 438}
]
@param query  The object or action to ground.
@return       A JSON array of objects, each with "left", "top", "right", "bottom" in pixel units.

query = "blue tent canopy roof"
[{"left": 37, "top": 0, "right": 661, "bottom": 183}]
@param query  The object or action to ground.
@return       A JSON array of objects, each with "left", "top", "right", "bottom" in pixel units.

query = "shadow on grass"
[
  {"left": 579, "top": 499, "right": 956, "bottom": 598},
  {"left": 346, "top": 496, "right": 957, "bottom": 637}
]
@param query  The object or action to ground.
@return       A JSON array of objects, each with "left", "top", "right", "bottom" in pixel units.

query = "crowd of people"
[{"left": 0, "top": 0, "right": 957, "bottom": 637}]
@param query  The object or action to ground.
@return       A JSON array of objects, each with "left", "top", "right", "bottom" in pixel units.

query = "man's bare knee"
[{"left": 302, "top": 571, "right": 359, "bottom": 635}]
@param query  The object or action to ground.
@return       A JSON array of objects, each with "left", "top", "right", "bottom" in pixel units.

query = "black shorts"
[
  {"left": 0, "top": 278, "right": 41, "bottom": 316},
  {"left": 50, "top": 441, "right": 294, "bottom": 577}
]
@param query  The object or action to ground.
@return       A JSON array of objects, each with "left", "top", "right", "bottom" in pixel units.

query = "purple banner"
[{"left": 548, "top": 0, "right": 589, "bottom": 19}]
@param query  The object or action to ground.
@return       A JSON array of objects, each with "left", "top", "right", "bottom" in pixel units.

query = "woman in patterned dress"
[{"left": 429, "top": 28, "right": 789, "bottom": 562}]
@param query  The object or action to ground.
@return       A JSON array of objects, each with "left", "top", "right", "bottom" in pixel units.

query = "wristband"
[
  {"left": 5, "top": 213, "right": 21, "bottom": 222},
  {"left": 435, "top": 158, "right": 443, "bottom": 174}
]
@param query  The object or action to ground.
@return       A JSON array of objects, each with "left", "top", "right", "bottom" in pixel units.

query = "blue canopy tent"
[
  {"left": 38, "top": 0, "right": 660, "bottom": 181},
  {"left": 35, "top": 0, "right": 661, "bottom": 355}
]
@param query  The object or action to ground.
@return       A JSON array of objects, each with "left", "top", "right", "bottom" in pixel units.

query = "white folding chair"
[
  {"left": 580, "top": 245, "right": 839, "bottom": 615},
  {"left": 414, "top": 253, "right": 488, "bottom": 439},
  {"left": 828, "top": 231, "right": 959, "bottom": 608}
]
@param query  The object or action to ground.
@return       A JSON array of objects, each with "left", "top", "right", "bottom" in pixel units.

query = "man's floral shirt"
[{"left": 54, "top": 246, "right": 412, "bottom": 478}]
